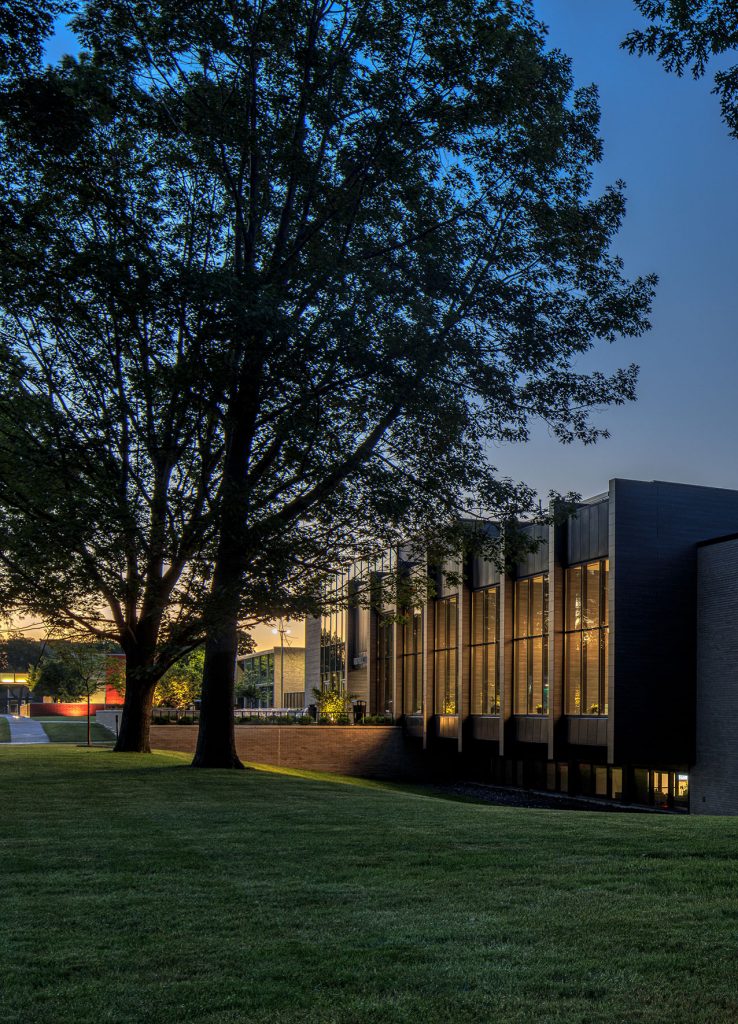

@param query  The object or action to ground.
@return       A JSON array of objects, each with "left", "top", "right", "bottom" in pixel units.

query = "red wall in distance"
[{"left": 29, "top": 703, "right": 110, "bottom": 718}]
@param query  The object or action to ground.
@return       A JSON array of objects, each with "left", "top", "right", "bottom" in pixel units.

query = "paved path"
[{"left": 1, "top": 715, "right": 49, "bottom": 744}]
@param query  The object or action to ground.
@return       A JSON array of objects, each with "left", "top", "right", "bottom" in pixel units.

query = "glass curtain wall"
[
  {"left": 514, "top": 574, "right": 549, "bottom": 715},
  {"left": 376, "top": 613, "right": 394, "bottom": 717},
  {"left": 241, "top": 653, "right": 275, "bottom": 706},
  {"left": 320, "top": 572, "right": 347, "bottom": 691},
  {"left": 402, "top": 607, "right": 423, "bottom": 715},
  {"left": 471, "top": 586, "right": 499, "bottom": 714},
  {"left": 435, "top": 596, "right": 458, "bottom": 714},
  {"left": 565, "top": 559, "right": 609, "bottom": 715}
]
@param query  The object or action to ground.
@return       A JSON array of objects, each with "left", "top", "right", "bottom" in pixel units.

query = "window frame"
[
  {"left": 375, "top": 611, "right": 394, "bottom": 717},
  {"left": 513, "top": 573, "right": 549, "bottom": 716},
  {"left": 402, "top": 606, "right": 423, "bottom": 716},
  {"left": 470, "top": 584, "right": 500, "bottom": 715},
  {"left": 434, "top": 595, "right": 458, "bottom": 715},
  {"left": 319, "top": 574, "right": 347, "bottom": 691},
  {"left": 564, "top": 558, "right": 609, "bottom": 717}
]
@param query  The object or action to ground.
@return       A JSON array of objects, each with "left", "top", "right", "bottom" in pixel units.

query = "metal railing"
[
  {"left": 234, "top": 707, "right": 310, "bottom": 721},
  {"left": 150, "top": 704, "right": 396, "bottom": 725}
]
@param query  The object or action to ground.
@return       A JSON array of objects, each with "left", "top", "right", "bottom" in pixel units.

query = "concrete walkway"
[{"left": 1, "top": 715, "right": 49, "bottom": 744}]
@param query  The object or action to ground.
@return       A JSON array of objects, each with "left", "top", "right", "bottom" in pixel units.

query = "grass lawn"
[
  {"left": 36, "top": 718, "right": 115, "bottom": 743},
  {"left": 2, "top": 748, "right": 738, "bottom": 1024},
  {"left": 0, "top": 716, "right": 9, "bottom": 742}
]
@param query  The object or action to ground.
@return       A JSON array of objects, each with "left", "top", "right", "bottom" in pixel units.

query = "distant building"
[
  {"left": 0, "top": 672, "right": 30, "bottom": 713},
  {"left": 305, "top": 478, "right": 738, "bottom": 814},
  {"left": 236, "top": 647, "right": 306, "bottom": 709}
]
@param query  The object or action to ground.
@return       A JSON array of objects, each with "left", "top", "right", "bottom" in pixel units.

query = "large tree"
[{"left": 1, "top": 1, "right": 655, "bottom": 766}]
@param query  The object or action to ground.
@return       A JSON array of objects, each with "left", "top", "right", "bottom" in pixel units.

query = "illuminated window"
[
  {"left": 320, "top": 573, "right": 347, "bottom": 690},
  {"left": 652, "top": 770, "right": 689, "bottom": 808},
  {"left": 376, "top": 613, "right": 394, "bottom": 717},
  {"left": 513, "top": 574, "right": 549, "bottom": 715},
  {"left": 565, "top": 559, "right": 609, "bottom": 716},
  {"left": 676, "top": 773, "right": 689, "bottom": 803},
  {"left": 402, "top": 607, "right": 423, "bottom": 715},
  {"left": 471, "top": 586, "right": 499, "bottom": 714},
  {"left": 435, "top": 596, "right": 458, "bottom": 714}
]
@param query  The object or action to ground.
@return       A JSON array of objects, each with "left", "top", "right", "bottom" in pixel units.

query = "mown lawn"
[
  {"left": 0, "top": 715, "right": 10, "bottom": 742},
  {"left": 2, "top": 747, "right": 738, "bottom": 1024},
  {"left": 37, "top": 718, "right": 115, "bottom": 743}
]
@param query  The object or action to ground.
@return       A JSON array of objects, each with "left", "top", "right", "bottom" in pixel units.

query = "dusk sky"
[
  {"left": 44, "top": 3, "right": 738, "bottom": 648},
  {"left": 495, "top": 1, "right": 738, "bottom": 500}
]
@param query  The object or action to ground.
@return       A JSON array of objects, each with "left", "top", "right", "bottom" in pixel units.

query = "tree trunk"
[
  {"left": 193, "top": 611, "right": 244, "bottom": 769},
  {"left": 194, "top": 349, "right": 263, "bottom": 769},
  {"left": 114, "top": 671, "right": 157, "bottom": 753}
]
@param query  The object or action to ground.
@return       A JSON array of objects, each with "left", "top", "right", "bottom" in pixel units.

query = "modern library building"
[{"left": 305, "top": 479, "right": 738, "bottom": 814}]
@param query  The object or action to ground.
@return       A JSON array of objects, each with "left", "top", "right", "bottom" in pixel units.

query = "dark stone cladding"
[
  {"left": 567, "top": 498, "right": 609, "bottom": 564},
  {"left": 609, "top": 479, "right": 738, "bottom": 769},
  {"left": 692, "top": 539, "right": 738, "bottom": 814}
]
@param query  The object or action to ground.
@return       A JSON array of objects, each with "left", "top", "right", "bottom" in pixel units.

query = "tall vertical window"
[
  {"left": 320, "top": 582, "right": 346, "bottom": 690},
  {"left": 376, "top": 614, "right": 394, "bottom": 717},
  {"left": 471, "top": 586, "right": 499, "bottom": 714},
  {"left": 514, "top": 574, "right": 549, "bottom": 715},
  {"left": 565, "top": 559, "right": 609, "bottom": 716},
  {"left": 402, "top": 607, "right": 423, "bottom": 715},
  {"left": 435, "top": 596, "right": 458, "bottom": 714}
]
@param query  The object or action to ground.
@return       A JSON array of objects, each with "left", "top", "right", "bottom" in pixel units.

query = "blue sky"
[{"left": 493, "top": 0, "right": 738, "bottom": 499}]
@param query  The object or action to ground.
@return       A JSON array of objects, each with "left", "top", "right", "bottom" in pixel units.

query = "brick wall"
[
  {"left": 150, "top": 724, "right": 430, "bottom": 780},
  {"left": 273, "top": 647, "right": 306, "bottom": 705}
]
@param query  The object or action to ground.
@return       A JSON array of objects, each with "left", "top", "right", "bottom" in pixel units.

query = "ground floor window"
[
  {"left": 483, "top": 758, "right": 686, "bottom": 808},
  {"left": 632, "top": 768, "right": 689, "bottom": 809}
]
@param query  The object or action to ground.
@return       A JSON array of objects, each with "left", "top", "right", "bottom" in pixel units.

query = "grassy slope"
[
  {"left": 39, "top": 719, "right": 115, "bottom": 743},
  {"left": 2, "top": 748, "right": 738, "bottom": 1024},
  {"left": 0, "top": 716, "right": 9, "bottom": 742}
]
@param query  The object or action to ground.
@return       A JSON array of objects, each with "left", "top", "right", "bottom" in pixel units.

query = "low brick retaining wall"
[{"left": 150, "top": 724, "right": 429, "bottom": 780}]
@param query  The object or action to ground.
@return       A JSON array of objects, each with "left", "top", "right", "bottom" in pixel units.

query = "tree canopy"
[
  {"left": 0, "top": 1, "right": 656, "bottom": 764},
  {"left": 154, "top": 649, "right": 204, "bottom": 709},
  {"left": 0, "top": 1, "right": 67, "bottom": 80},
  {"left": 626, "top": 2, "right": 738, "bottom": 136}
]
